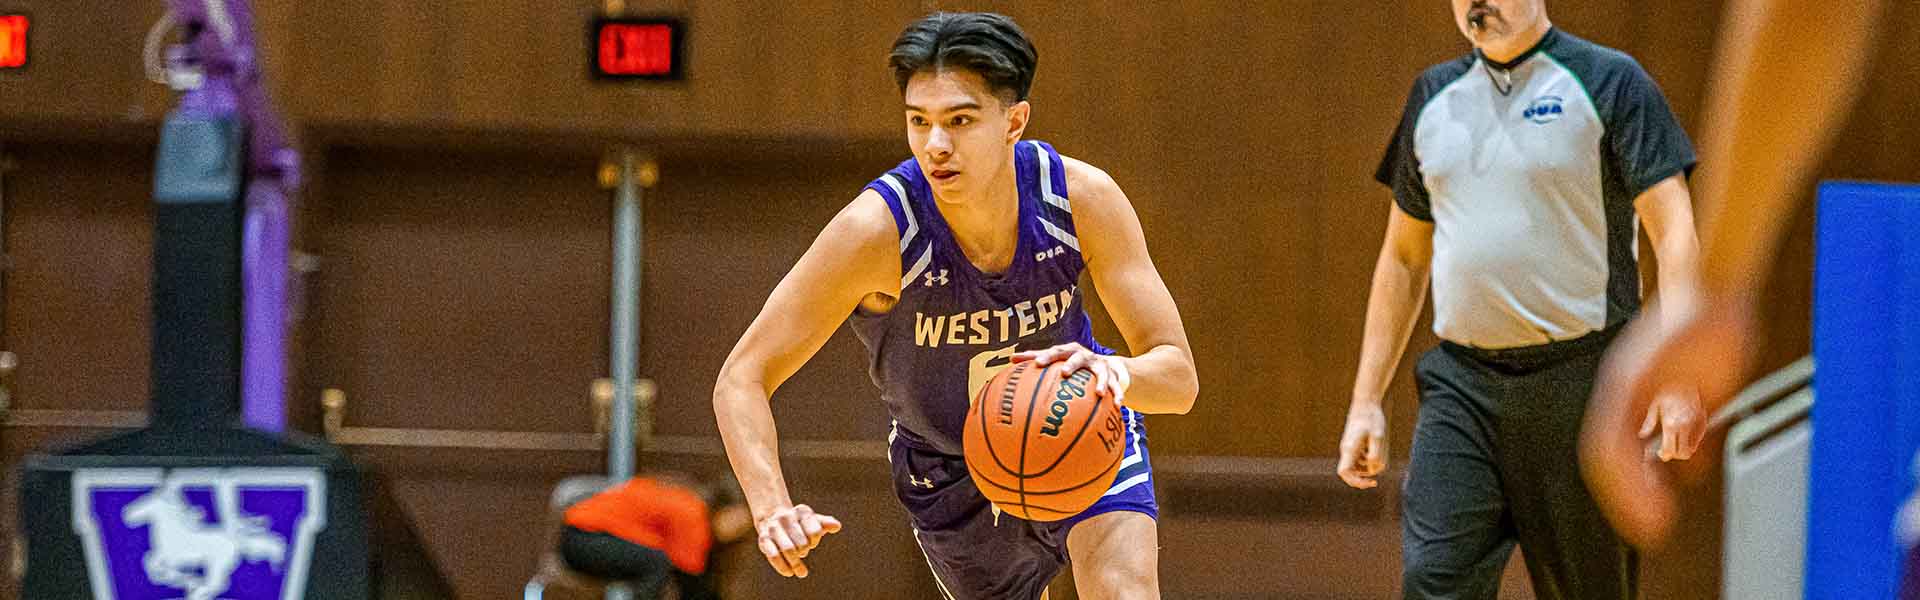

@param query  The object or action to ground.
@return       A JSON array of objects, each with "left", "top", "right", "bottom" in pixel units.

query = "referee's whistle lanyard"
[{"left": 1474, "top": 48, "right": 1518, "bottom": 96}]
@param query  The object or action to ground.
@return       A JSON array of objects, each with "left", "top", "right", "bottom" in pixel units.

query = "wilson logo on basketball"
[
  {"left": 997, "top": 368, "right": 1024, "bottom": 426},
  {"left": 964, "top": 361, "right": 1124, "bottom": 521},
  {"left": 1039, "top": 371, "right": 1093, "bottom": 437},
  {"left": 1096, "top": 410, "right": 1122, "bottom": 453}
]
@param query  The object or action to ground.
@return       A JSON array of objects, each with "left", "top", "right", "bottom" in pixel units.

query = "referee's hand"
[
  {"left": 1639, "top": 390, "right": 1706, "bottom": 462},
  {"left": 1337, "top": 402, "right": 1389, "bottom": 489}
]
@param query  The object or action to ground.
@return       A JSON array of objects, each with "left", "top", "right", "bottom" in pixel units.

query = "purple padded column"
[{"left": 167, "top": 0, "right": 299, "bottom": 432}]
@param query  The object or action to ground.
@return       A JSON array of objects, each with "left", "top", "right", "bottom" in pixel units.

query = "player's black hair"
[{"left": 888, "top": 12, "right": 1038, "bottom": 104}]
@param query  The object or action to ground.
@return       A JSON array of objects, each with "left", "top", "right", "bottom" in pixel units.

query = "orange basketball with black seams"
[{"left": 962, "top": 360, "right": 1125, "bottom": 521}]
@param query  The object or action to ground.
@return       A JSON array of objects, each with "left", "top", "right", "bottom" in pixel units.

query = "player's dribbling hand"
[
  {"left": 755, "top": 504, "right": 843, "bottom": 578},
  {"left": 1336, "top": 402, "right": 1389, "bottom": 489},
  {"left": 1013, "top": 343, "right": 1132, "bottom": 407}
]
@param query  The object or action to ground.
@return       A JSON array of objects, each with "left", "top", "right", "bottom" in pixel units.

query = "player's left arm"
[{"left": 1015, "top": 156, "right": 1199, "bottom": 415}]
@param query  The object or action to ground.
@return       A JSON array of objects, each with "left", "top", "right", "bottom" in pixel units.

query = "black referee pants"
[{"left": 1400, "top": 328, "right": 1636, "bottom": 600}]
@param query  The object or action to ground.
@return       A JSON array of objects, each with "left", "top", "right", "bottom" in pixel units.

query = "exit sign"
[
  {"left": 591, "top": 18, "right": 682, "bottom": 80},
  {"left": 0, "top": 14, "right": 25, "bottom": 69}
]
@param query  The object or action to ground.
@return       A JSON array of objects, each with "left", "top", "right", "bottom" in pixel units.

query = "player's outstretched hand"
[
  {"left": 1013, "top": 342, "right": 1132, "bottom": 406},
  {"left": 755, "top": 504, "right": 843, "bottom": 578},
  {"left": 1581, "top": 291, "right": 1756, "bottom": 550},
  {"left": 1337, "top": 402, "right": 1388, "bottom": 489}
]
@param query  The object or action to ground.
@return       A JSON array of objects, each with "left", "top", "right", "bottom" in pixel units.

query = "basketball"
[{"left": 963, "top": 361, "right": 1126, "bottom": 521}]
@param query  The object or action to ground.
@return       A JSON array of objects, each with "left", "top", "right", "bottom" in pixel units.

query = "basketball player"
[
  {"left": 1580, "top": 0, "right": 1888, "bottom": 551},
  {"left": 1335, "top": 1, "right": 1702, "bottom": 597},
  {"left": 711, "top": 12, "right": 1197, "bottom": 600}
]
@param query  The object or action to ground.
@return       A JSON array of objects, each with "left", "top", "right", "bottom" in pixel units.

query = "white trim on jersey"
[
  {"left": 1104, "top": 472, "right": 1151, "bottom": 498},
  {"left": 886, "top": 421, "right": 898, "bottom": 464},
  {"left": 1040, "top": 219, "right": 1081, "bottom": 253},
  {"left": 881, "top": 173, "right": 919, "bottom": 253},
  {"left": 901, "top": 245, "right": 934, "bottom": 289},
  {"left": 1029, "top": 142, "right": 1081, "bottom": 252},
  {"left": 1031, "top": 141, "right": 1071, "bottom": 214}
]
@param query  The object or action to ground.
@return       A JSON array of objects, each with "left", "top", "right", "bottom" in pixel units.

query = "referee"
[{"left": 1333, "top": 1, "right": 1702, "bottom": 598}]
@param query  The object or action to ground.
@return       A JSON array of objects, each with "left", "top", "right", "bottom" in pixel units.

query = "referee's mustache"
[{"left": 1468, "top": 1, "right": 1500, "bottom": 29}]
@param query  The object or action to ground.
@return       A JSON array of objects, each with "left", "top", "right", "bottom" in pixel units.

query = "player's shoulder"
[
  {"left": 804, "top": 187, "right": 908, "bottom": 292},
  {"left": 845, "top": 157, "right": 921, "bottom": 234},
  {"left": 830, "top": 186, "right": 902, "bottom": 247},
  {"left": 1060, "top": 153, "right": 1123, "bottom": 208}
]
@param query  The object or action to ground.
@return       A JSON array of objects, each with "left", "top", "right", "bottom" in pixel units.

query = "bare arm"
[
  {"left": 1691, "top": 0, "right": 1884, "bottom": 301},
  {"left": 1351, "top": 204, "right": 1434, "bottom": 409},
  {"left": 1045, "top": 157, "right": 1199, "bottom": 415},
  {"left": 1633, "top": 175, "right": 1699, "bottom": 325},
  {"left": 1337, "top": 203, "right": 1433, "bottom": 489},
  {"left": 1582, "top": 0, "right": 1886, "bottom": 551},
  {"left": 712, "top": 189, "right": 896, "bottom": 576}
]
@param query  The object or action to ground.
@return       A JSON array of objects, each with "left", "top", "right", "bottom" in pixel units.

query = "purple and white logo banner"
[{"left": 71, "top": 468, "right": 326, "bottom": 600}]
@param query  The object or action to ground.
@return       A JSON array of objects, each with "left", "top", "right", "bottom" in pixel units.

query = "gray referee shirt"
[{"left": 1377, "top": 28, "right": 1696, "bottom": 350}]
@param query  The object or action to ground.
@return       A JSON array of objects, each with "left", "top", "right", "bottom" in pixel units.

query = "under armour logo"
[
  {"left": 923, "top": 269, "right": 949, "bottom": 287},
  {"left": 907, "top": 474, "right": 935, "bottom": 489}
]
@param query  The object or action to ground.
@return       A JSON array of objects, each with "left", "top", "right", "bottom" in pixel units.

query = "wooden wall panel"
[
  {"left": 0, "top": 4, "right": 173, "bottom": 126},
  {"left": 0, "top": 0, "right": 1897, "bottom": 457},
  {"left": 2, "top": 141, "right": 153, "bottom": 414},
  {"left": 636, "top": 150, "right": 902, "bottom": 442},
  {"left": 273, "top": 0, "right": 913, "bottom": 140},
  {"left": 5, "top": 2, "right": 1920, "bottom": 597},
  {"left": 303, "top": 145, "right": 611, "bottom": 433}
]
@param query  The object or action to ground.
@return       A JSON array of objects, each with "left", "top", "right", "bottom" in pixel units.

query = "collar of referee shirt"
[{"left": 1477, "top": 26, "right": 1561, "bottom": 71}]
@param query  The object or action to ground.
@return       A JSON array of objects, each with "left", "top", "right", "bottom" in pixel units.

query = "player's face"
[
  {"left": 902, "top": 68, "right": 1030, "bottom": 200},
  {"left": 1453, "top": 0, "right": 1546, "bottom": 48}
]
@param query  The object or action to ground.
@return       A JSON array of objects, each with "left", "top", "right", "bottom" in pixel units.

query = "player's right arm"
[
  {"left": 1337, "top": 202, "right": 1434, "bottom": 489},
  {"left": 713, "top": 188, "right": 900, "bottom": 578},
  {"left": 1581, "top": 0, "right": 1887, "bottom": 551}
]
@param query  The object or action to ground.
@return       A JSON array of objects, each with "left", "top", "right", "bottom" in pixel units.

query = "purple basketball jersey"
[{"left": 849, "top": 140, "right": 1130, "bottom": 457}]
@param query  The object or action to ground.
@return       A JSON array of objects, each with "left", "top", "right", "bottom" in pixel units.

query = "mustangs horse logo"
[{"left": 73, "top": 468, "right": 326, "bottom": 600}]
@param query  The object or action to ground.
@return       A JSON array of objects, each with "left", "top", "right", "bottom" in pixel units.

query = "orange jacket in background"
[{"left": 563, "top": 477, "right": 714, "bottom": 575}]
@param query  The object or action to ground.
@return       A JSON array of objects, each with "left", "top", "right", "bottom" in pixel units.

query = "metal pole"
[
  {"left": 609, "top": 149, "right": 644, "bottom": 481},
  {"left": 606, "top": 150, "right": 652, "bottom": 600}
]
